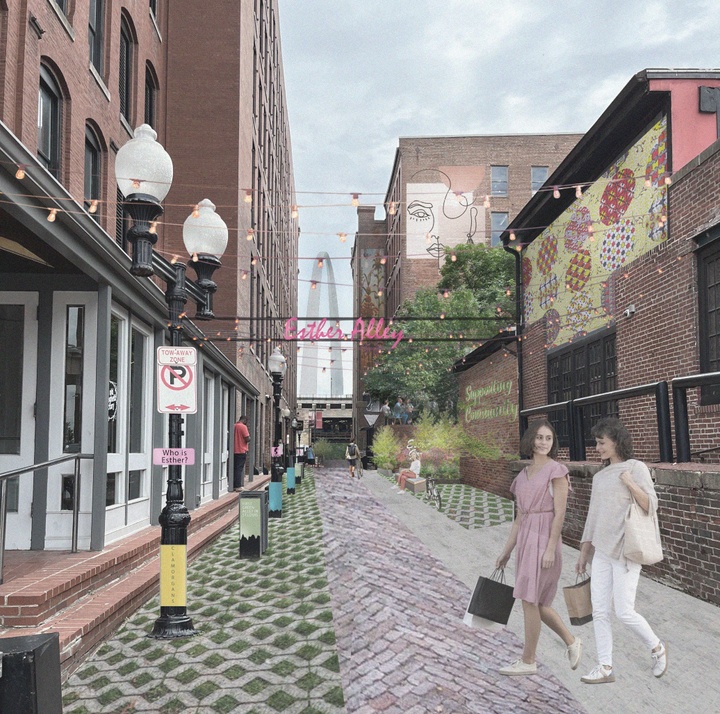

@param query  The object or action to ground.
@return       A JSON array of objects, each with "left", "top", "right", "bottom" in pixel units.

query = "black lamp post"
[
  {"left": 268, "top": 348, "right": 286, "bottom": 518},
  {"left": 115, "top": 125, "right": 228, "bottom": 639}
]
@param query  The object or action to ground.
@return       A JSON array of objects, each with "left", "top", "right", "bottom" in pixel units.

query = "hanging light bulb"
[
  {"left": 192, "top": 204, "right": 200, "bottom": 218},
  {"left": 291, "top": 205, "right": 299, "bottom": 219},
  {"left": 149, "top": 221, "right": 158, "bottom": 234},
  {"left": 450, "top": 252, "right": 457, "bottom": 262},
  {"left": 47, "top": 209, "right": 57, "bottom": 222},
  {"left": 443, "top": 290, "right": 449, "bottom": 298},
  {"left": 388, "top": 201, "right": 397, "bottom": 215},
  {"left": 645, "top": 177, "right": 652, "bottom": 188},
  {"left": 351, "top": 193, "right": 360, "bottom": 207},
  {"left": 377, "top": 289, "right": 383, "bottom": 296},
  {"left": 244, "top": 189, "right": 252, "bottom": 203},
  {"left": 15, "top": 165, "right": 26, "bottom": 180},
  {"left": 380, "top": 256, "right": 387, "bottom": 265},
  {"left": 509, "top": 231, "right": 516, "bottom": 241},
  {"left": 251, "top": 257, "right": 257, "bottom": 265},
  {"left": 88, "top": 199, "right": 99, "bottom": 214},
  {"left": 483, "top": 195, "right": 491, "bottom": 209},
  {"left": 317, "top": 258, "right": 324, "bottom": 268},
  {"left": 311, "top": 281, "right": 317, "bottom": 290},
  {"left": 553, "top": 186, "right": 560, "bottom": 199},
  {"left": 246, "top": 228, "right": 254, "bottom": 240},
  {"left": 575, "top": 185, "right": 583, "bottom": 199},
  {"left": 664, "top": 176, "right": 672, "bottom": 185},
  {"left": 440, "top": 313, "right": 445, "bottom": 319}
]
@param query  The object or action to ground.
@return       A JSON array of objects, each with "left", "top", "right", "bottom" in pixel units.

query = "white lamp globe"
[
  {"left": 115, "top": 124, "right": 173, "bottom": 202},
  {"left": 183, "top": 199, "right": 228, "bottom": 258},
  {"left": 268, "top": 347, "right": 287, "bottom": 376}
]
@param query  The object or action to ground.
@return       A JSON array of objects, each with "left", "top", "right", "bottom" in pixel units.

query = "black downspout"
[{"left": 503, "top": 241, "right": 525, "bottom": 440}]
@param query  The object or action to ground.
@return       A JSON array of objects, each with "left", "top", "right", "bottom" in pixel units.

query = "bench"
[{"left": 405, "top": 477, "right": 426, "bottom": 494}]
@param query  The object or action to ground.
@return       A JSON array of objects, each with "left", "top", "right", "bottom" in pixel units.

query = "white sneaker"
[
  {"left": 652, "top": 641, "right": 668, "bottom": 678},
  {"left": 567, "top": 637, "right": 582, "bottom": 670},
  {"left": 581, "top": 664, "right": 615, "bottom": 684},
  {"left": 499, "top": 659, "right": 537, "bottom": 676}
]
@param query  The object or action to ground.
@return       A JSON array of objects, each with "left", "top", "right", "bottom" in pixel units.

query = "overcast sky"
[{"left": 277, "top": 0, "right": 720, "bottom": 395}]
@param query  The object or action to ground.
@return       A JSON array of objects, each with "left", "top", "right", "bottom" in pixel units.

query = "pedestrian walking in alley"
[
  {"left": 392, "top": 397, "right": 404, "bottom": 424},
  {"left": 496, "top": 419, "right": 582, "bottom": 676},
  {"left": 346, "top": 438, "right": 359, "bottom": 478},
  {"left": 306, "top": 443, "right": 315, "bottom": 466},
  {"left": 576, "top": 417, "right": 668, "bottom": 684},
  {"left": 233, "top": 416, "right": 250, "bottom": 491}
]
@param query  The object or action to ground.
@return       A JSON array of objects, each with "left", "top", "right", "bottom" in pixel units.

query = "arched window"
[
  {"left": 84, "top": 124, "right": 102, "bottom": 219},
  {"left": 144, "top": 63, "right": 158, "bottom": 128},
  {"left": 119, "top": 17, "right": 133, "bottom": 121},
  {"left": 38, "top": 65, "right": 62, "bottom": 179},
  {"left": 149, "top": 0, "right": 158, "bottom": 19}
]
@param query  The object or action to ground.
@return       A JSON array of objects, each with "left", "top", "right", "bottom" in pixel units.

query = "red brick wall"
[{"left": 458, "top": 348, "right": 519, "bottom": 498}]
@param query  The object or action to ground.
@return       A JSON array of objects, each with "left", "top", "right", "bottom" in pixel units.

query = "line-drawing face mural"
[
  {"left": 523, "top": 115, "right": 668, "bottom": 348},
  {"left": 406, "top": 168, "right": 486, "bottom": 265}
]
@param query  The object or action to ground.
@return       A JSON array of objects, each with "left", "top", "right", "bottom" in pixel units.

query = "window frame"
[
  {"left": 490, "top": 211, "right": 509, "bottom": 247},
  {"left": 698, "top": 238, "right": 720, "bottom": 404},
  {"left": 531, "top": 165, "right": 549, "bottom": 195},
  {"left": 119, "top": 18, "right": 133, "bottom": 121},
  {"left": 84, "top": 124, "right": 102, "bottom": 217},
  {"left": 38, "top": 65, "right": 62, "bottom": 179},
  {"left": 88, "top": 0, "right": 104, "bottom": 75},
  {"left": 547, "top": 331, "right": 617, "bottom": 446},
  {"left": 144, "top": 63, "right": 157, "bottom": 128},
  {"left": 491, "top": 165, "right": 509, "bottom": 197}
]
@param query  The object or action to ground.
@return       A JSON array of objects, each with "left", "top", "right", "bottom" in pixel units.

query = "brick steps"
[{"left": 0, "top": 479, "right": 270, "bottom": 676}]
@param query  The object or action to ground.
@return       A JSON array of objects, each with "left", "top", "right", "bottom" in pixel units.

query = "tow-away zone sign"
[{"left": 157, "top": 347, "right": 197, "bottom": 414}]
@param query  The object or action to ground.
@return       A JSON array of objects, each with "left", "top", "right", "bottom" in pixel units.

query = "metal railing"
[
  {"left": 520, "top": 382, "right": 672, "bottom": 462},
  {"left": 0, "top": 453, "right": 93, "bottom": 585},
  {"left": 672, "top": 371, "right": 720, "bottom": 462}
]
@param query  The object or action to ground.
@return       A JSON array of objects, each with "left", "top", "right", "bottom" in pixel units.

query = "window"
[
  {"left": 63, "top": 306, "right": 85, "bottom": 453},
  {"left": 698, "top": 240, "right": 720, "bottom": 404},
  {"left": 38, "top": 65, "right": 62, "bottom": 178},
  {"left": 491, "top": 212, "right": 509, "bottom": 247},
  {"left": 55, "top": 0, "right": 68, "bottom": 13},
  {"left": 0, "top": 305, "right": 24, "bottom": 455},
  {"left": 547, "top": 332, "right": 617, "bottom": 446},
  {"left": 119, "top": 19, "right": 132, "bottom": 121},
  {"left": 84, "top": 125, "right": 101, "bottom": 218},
  {"left": 531, "top": 166, "right": 548, "bottom": 194},
  {"left": 88, "top": 0, "right": 104, "bottom": 75},
  {"left": 149, "top": 0, "right": 158, "bottom": 17},
  {"left": 491, "top": 165, "right": 508, "bottom": 196},
  {"left": 144, "top": 64, "right": 157, "bottom": 128},
  {"left": 116, "top": 187, "right": 127, "bottom": 248}
]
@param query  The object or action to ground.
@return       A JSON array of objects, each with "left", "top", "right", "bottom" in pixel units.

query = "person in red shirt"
[{"left": 233, "top": 416, "right": 251, "bottom": 491}]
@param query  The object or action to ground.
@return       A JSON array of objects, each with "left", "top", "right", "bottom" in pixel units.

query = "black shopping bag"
[{"left": 466, "top": 568, "right": 515, "bottom": 625}]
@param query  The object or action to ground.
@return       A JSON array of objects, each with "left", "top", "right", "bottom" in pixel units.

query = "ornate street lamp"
[
  {"left": 268, "top": 348, "right": 286, "bottom": 517},
  {"left": 115, "top": 125, "right": 227, "bottom": 639}
]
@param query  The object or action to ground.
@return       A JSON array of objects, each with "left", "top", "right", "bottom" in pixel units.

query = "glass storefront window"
[
  {"left": 63, "top": 306, "right": 85, "bottom": 453},
  {"left": 0, "top": 305, "right": 24, "bottom": 454},
  {"left": 129, "top": 328, "right": 145, "bottom": 453}
]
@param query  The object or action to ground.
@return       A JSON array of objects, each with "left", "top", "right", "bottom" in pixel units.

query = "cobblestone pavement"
[
  {"left": 63, "top": 472, "right": 346, "bottom": 714},
  {"left": 375, "top": 471, "right": 515, "bottom": 529},
  {"left": 316, "top": 468, "right": 584, "bottom": 714}
]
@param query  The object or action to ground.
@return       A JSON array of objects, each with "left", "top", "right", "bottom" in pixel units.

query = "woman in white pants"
[{"left": 576, "top": 418, "right": 667, "bottom": 684}]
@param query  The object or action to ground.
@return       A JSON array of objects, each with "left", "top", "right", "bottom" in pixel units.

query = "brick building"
[
  {"left": 352, "top": 133, "right": 581, "bottom": 448},
  {"left": 494, "top": 68, "right": 720, "bottom": 605},
  {"left": 0, "top": 0, "right": 296, "bottom": 554}
]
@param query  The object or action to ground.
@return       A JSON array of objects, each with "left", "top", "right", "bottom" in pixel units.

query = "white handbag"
[{"left": 623, "top": 494, "right": 663, "bottom": 565}]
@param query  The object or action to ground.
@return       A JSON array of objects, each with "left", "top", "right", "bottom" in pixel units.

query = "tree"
[
  {"left": 362, "top": 288, "right": 489, "bottom": 416},
  {"left": 437, "top": 243, "right": 516, "bottom": 320}
]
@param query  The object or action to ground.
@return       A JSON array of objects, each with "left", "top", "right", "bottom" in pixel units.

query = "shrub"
[
  {"left": 371, "top": 427, "right": 402, "bottom": 470},
  {"left": 312, "top": 439, "right": 345, "bottom": 460}
]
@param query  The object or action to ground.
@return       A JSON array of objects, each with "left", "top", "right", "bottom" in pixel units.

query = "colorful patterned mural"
[
  {"left": 523, "top": 116, "right": 668, "bottom": 347},
  {"left": 358, "top": 248, "right": 385, "bottom": 317}
]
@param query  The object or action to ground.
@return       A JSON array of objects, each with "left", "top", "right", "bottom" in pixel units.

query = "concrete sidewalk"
[{"left": 360, "top": 469, "right": 720, "bottom": 714}]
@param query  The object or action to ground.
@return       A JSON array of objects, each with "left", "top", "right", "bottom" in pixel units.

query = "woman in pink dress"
[{"left": 495, "top": 419, "right": 582, "bottom": 676}]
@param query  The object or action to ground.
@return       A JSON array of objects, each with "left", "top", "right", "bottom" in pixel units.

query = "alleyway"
[{"left": 62, "top": 468, "right": 720, "bottom": 713}]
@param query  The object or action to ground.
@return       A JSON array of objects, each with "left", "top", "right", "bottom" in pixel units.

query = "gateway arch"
[{"left": 299, "top": 251, "right": 345, "bottom": 396}]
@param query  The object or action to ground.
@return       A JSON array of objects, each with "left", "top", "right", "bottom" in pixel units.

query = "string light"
[
  {"left": 317, "top": 258, "right": 324, "bottom": 268},
  {"left": 380, "top": 256, "right": 387, "bottom": 265},
  {"left": 351, "top": 193, "right": 360, "bottom": 207},
  {"left": 149, "top": 221, "right": 158, "bottom": 234},
  {"left": 509, "top": 232, "right": 516, "bottom": 241},
  {"left": 311, "top": 281, "right": 317, "bottom": 290},
  {"left": 575, "top": 185, "right": 583, "bottom": 198},
  {"left": 246, "top": 228, "right": 254, "bottom": 240},
  {"left": 88, "top": 199, "right": 99, "bottom": 214},
  {"left": 388, "top": 201, "right": 397, "bottom": 215},
  {"left": 483, "top": 195, "right": 491, "bottom": 209},
  {"left": 192, "top": 204, "right": 200, "bottom": 218},
  {"left": 664, "top": 176, "right": 672, "bottom": 185},
  {"left": 47, "top": 209, "right": 57, "bottom": 222},
  {"left": 553, "top": 186, "right": 560, "bottom": 199},
  {"left": 131, "top": 179, "right": 141, "bottom": 190},
  {"left": 15, "top": 165, "right": 26, "bottom": 180},
  {"left": 440, "top": 313, "right": 445, "bottom": 319},
  {"left": 450, "top": 253, "right": 457, "bottom": 262},
  {"left": 244, "top": 189, "right": 252, "bottom": 203},
  {"left": 443, "top": 290, "right": 449, "bottom": 298},
  {"left": 338, "top": 232, "right": 347, "bottom": 242},
  {"left": 251, "top": 257, "right": 257, "bottom": 265},
  {"left": 291, "top": 205, "right": 299, "bottom": 219}
]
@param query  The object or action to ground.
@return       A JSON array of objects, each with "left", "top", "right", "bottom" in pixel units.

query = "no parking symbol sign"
[{"left": 157, "top": 347, "right": 197, "bottom": 414}]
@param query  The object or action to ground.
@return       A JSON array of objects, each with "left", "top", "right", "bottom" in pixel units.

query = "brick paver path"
[{"left": 315, "top": 469, "right": 585, "bottom": 714}]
